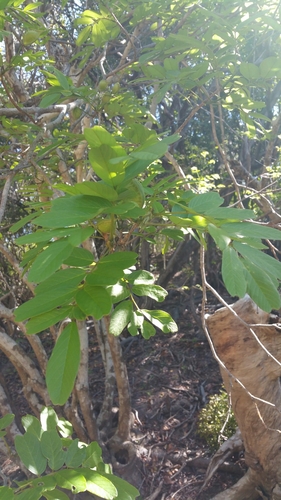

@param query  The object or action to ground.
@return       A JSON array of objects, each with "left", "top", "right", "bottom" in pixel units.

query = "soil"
[{"left": 0, "top": 276, "right": 246, "bottom": 500}]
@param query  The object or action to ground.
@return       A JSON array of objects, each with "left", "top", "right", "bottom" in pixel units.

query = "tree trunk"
[{"left": 206, "top": 296, "right": 281, "bottom": 499}]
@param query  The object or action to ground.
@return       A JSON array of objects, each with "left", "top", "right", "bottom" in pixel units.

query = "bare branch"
[
  {"left": 75, "top": 320, "right": 98, "bottom": 441},
  {"left": 165, "top": 151, "right": 191, "bottom": 190},
  {"left": 0, "top": 174, "right": 14, "bottom": 225},
  {"left": 0, "top": 243, "right": 34, "bottom": 293}
]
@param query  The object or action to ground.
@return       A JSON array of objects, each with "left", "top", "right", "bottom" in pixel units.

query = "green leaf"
[
  {"left": 126, "top": 270, "right": 155, "bottom": 285},
  {"left": 81, "top": 470, "right": 117, "bottom": 499},
  {"left": 28, "top": 474, "right": 57, "bottom": 491},
  {"left": 76, "top": 285, "right": 112, "bottom": 320},
  {"left": 142, "top": 320, "right": 156, "bottom": 339},
  {"left": 233, "top": 242, "right": 281, "bottom": 280},
  {"left": 205, "top": 207, "right": 255, "bottom": 219},
  {"left": 124, "top": 158, "right": 155, "bottom": 183},
  {"left": 17, "top": 227, "right": 94, "bottom": 245},
  {"left": 54, "top": 469, "right": 86, "bottom": 494},
  {"left": 109, "top": 301, "right": 133, "bottom": 336},
  {"left": 140, "top": 310, "right": 178, "bottom": 333},
  {"left": 130, "top": 140, "right": 168, "bottom": 161},
  {"left": 21, "top": 243, "right": 47, "bottom": 267},
  {"left": 82, "top": 442, "right": 102, "bottom": 468},
  {"left": 10, "top": 211, "right": 41, "bottom": 233},
  {"left": 16, "top": 486, "right": 44, "bottom": 500},
  {"left": 63, "top": 247, "right": 94, "bottom": 267},
  {"left": 222, "top": 246, "right": 247, "bottom": 298},
  {"left": 128, "top": 311, "right": 144, "bottom": 336},
  {"left": 259, "top": 56, "right": 281, "bottom": 78},
  {"left": 221, "top": 222, "right": 281, "bottom": 240},
  {"left": 26, "top": 306, "right": 72, "bottom": 335},
  {"left": 44, "top": 490, "right": 70, "bottom": 500},
  {"left": 53, "top": 68, "right": 70, "bottom": 90},
  {"left": 40, "top": 92, "right": 61, "bottom": 107},
  {"left": 76, "top": 25, "right": 92, "bottom": 46},
  {"left": 66, "top": 227, "right": 95, "bottom": 246},
  {"left": 84, "top": 126, "right": 117, "bottom": 148},
  {"left": 0, "top": 486, "right": 13, "bottom": 500},
  {"left": 28, "top": 239, "right": 74, "bottom": 283},
  {"left": 74, "top": 181, "right": 118, "bottom": 201},
  {"left": 243, "top": 261, "right": 281, "bottom": 312},
  {"left": 41, "top": 430, "right": 65, "bottom": 470},
  {"left": 240, "top": 62, "right": 260, "bottom": 80},
  {"left": 65, "top": 439, "right": 86, "bottom": 468},
  {"left": 40, "top": 407, "right": 58, "bottom": 432},
  {"left": 35, "top": 269, "right": 86, "bottom": 296},
  {"left": 123, "top": 124, "right": 157, "bottom": 144},
  {"left": 89, "top": 146, "right": 125, "bottom": 187},
  {"left": 188, "top": 192, "right": 223, "bottom": 213},
  {"left": 17, "top": 228, "right": 80, "bottom": 245},
  {"left": 208, "top": 224, "right": 231, "bottom": 251},
  {"left": 161, "top": 228, "right": 186, "bottom": 241},
  {"left": 0, "top": 413, "right": 14, "bottom": 430},
  {"left": 15, "top": 433, "right": 47, "bottom": 475},
  {"left": 34, "top": 195, "right": 110, "bottom": 228},
  {"left": 102, "top": 473, "right": 139, "bottom": 500},
  {"left": 107, "top": 282, "right": 130, "bottom": 304},
  {"left": 15, "top": 291, "right": 75, "bottom": 322},
  {"left": 0, "top": 0, "right": 11, "bottom": 10},
  {"left": 21, "top": 415, "right": 42, "bottom": 438},
  {"left": 86, "top": 252, "right": 138, "bottom": 286},
  {"left": 57, "top": 417, "right": 73, "bottom": 438},
  {"left": 46, "top": 323, "right": 81, "bottom": 405},
  {"left": 71, "top": 306, "right": 87, "bottom": 320},
  {"left": 132, "top": 284, "right": 167, "bottom": 302}
]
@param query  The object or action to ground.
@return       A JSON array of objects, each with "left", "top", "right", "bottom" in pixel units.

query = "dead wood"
[{"left": 206, "top": 295, "right": 281, "bottom": 499}]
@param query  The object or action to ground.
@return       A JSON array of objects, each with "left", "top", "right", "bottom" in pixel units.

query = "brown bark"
[
  {"left": 95, "top": 318, "right": 115, "bottom": 434},
  {"left": 105, "top": 316, "right": 131, "bottom": 443},
  {"left": 206, "top": 296, "right": 281, "bottom": 499}
]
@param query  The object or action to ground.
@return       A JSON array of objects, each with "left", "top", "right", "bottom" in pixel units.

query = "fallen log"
[{"left": 206, "top": 296, "right": 281, "bottom": 500}]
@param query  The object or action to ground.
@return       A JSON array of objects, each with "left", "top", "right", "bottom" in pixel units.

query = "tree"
[{"left": 1, "top": 0, "right": 281, "bottom": 497}]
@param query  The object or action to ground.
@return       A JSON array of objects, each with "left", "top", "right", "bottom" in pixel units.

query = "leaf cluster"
[{"left": 0, "top": 408, "right": 138, "bottom": 500}]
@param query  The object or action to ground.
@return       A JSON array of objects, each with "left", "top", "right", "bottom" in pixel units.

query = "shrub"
[{"left": 197, "top": 390, "right": 237, "bottom": 451}]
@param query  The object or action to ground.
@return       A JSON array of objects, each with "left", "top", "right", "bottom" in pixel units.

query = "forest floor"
[
  {"left": 0, "top": 272, "right": 246, "bottom": 500},
  {"left": 114, "top": 286, "right": 245, "bottom": 500}
]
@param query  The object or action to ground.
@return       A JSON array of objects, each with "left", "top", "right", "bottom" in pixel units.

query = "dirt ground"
[
  {"left": 118, "top": 299, "right": 244, "bottom": 499},
  {"left": 0, "top": 282, "right": 245, "bottom": 500}
]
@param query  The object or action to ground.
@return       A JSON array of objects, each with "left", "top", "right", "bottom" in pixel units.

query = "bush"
[
  {"left": 197, "top": 390, "right": 237, "bottom": 451},
  {"left": 0, "top": 408, "right": 139, "bottom": 499}
]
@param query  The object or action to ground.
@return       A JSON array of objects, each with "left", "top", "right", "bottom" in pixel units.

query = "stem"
[
  {"left": 95, "top": 318, "right": 115, "bottom": 433},
  {"left": 105, "top": 316, "right": 131, "bottom": 442},
  {"left": 75, "top": 320, "right": 98, "bottom": 441}
]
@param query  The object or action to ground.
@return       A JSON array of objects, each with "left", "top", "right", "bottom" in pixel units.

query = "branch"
[
  {"left": 0, "top": 174, "right": 14, "bottom": 224},
  {"left": 75, "top": 320, "right": 98, "bottom": 441},
  {"left": 0, "top": 101, "right": 84, "bottom": 118},
  {"left": 164, "top": 151, "right": 191, "bottom": 190},
  {"left": 264, "top": 113, "right": 281, "bottom": 168},
  {"left": 0, "top": 327, "right": 50, "bottom": 405},
  {"left": 0, "top": 243, "right": 34, "bottom": 292},
  {"left": 208, "top": 101, "right": 244, "bottom": 208}
]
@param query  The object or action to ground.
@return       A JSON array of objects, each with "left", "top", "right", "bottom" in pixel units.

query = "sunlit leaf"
[
  {"left": 222, "top": 246, "right": 247, "bottom": 298},
  {"left": 109, "top": 300, "right": 133, "bottom": 336},
  {"left": 15, "top": 433, "right": 47, "bottom": 475}
]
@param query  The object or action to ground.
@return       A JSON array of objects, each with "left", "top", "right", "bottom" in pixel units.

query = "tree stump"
[{"left": 206, "top": 296, "right": 281, "bottom": 500}]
